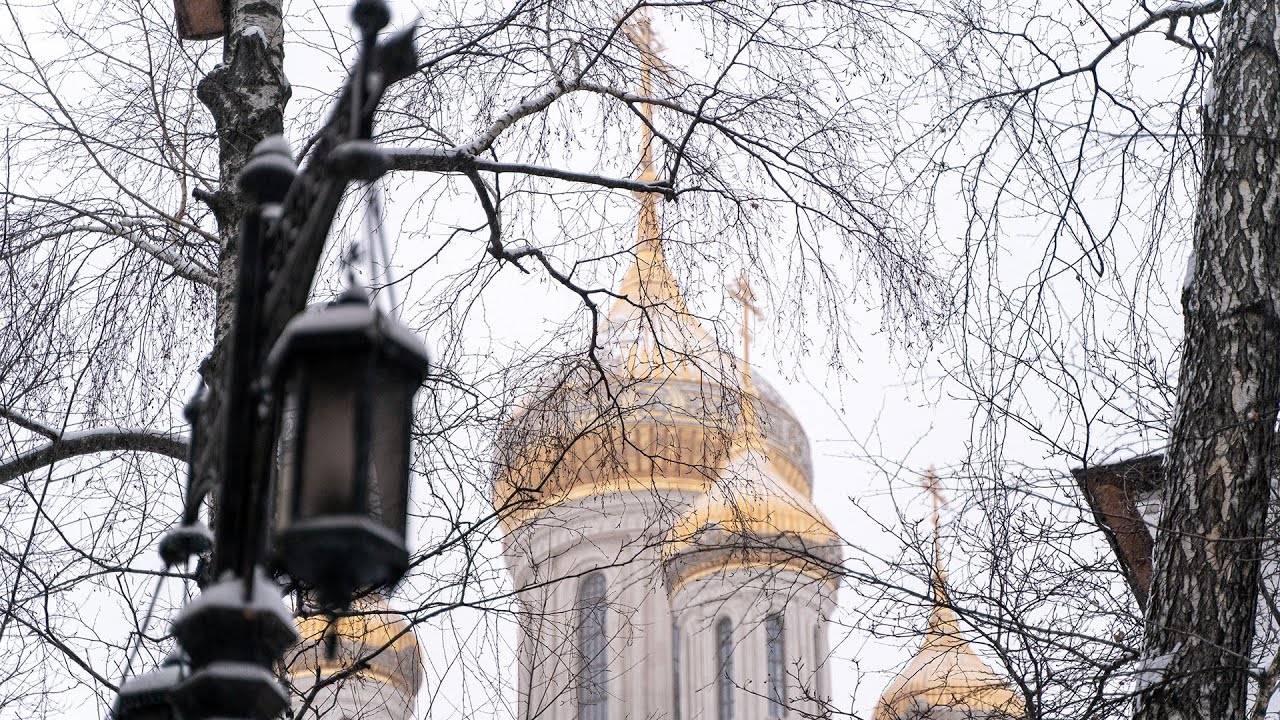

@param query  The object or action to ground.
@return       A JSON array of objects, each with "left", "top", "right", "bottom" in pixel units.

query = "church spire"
[
  {"left": 921, "top": 468, "right": 962, "bottom": 642},
  {"left": 613, "top": 13, "right": 688, "bottom": 315},
  {"left": 729, "top": 270, "right": 764, "bottom": 450},
  {"left": 872, "top": 470, "right": 1026, "bottom": 719},
  {"left": 923, "top": 467, "right": 946, "bottom": 602}
]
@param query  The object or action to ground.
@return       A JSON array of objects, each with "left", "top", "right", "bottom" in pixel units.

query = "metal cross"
[
  {"left": 622, "top": 13, "right": 666, "bottom": 181},
  {"left": 920, "top": 466, "right": 949, "bottom": 600},
  {"left": 729, "top": 271, "right": 760, "bottom": 368},
  {"left": 922, "top": 466, "right": 945, "bottom": 534}
]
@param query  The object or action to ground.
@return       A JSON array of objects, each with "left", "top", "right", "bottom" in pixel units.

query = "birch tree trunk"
[
  {"left": 1134, "top": 1, "right": 1280, "bottom": 716},
  {"left": 192, "top": 0, "right": 290, "bottom": 501}
]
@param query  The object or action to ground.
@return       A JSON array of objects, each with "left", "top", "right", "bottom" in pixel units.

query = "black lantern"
[
  {"left": 267, "top": 286, "right": 430, "bottom": 607},
  {"left": 110, "top": 654, "right": 184, "bottom": 720}
]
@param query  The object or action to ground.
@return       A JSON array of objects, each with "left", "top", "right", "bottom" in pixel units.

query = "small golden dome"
[
  {"left": 873, "top": 603, "right": 1024, "bottom": 720},
  {"left": 287, "top": 596, "right": 423, "bottom": 698},
  {"left": 667, "top": 450, "right": 837, "bottom": 552},
  {"left": 662, "top": 448, "right": 840, "bottom": 593},
  {"left": 876, "top": 472, "right": 1023, "bottom": 720}
]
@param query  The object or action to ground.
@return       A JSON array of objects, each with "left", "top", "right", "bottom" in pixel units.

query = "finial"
[
  {"left": 622, "top": 12, "right": 665, "bottom": 185},
  {"left": 613, "top": 12, "right": 689, "bottom": 316},
  {"left": 729, "top": 270, "right": 764, "bottom": 448},
  {"left": 351, "top": 0, "right": 390, "bottom": 39},
  {"left": 239, "top": 135, "right": 297, "bottom": 205},
  {"left": 728, "top": 271, "right": 759, "bottom": 369},
  {"left": 920, "top": 467, "right": 948, "bottom": 606}
]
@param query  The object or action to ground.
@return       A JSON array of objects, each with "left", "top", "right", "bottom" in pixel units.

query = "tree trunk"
[
  {"left": 1134, "top": 1, "right": 1280, "bottom": 717},
  {"left": 193, "top": 0, "right": 290, "bottom": 536}
]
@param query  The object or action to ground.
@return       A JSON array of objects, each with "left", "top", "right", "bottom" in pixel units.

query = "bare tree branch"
[{"left": 0, "top": 428, "right": 188, "bottom": 484}]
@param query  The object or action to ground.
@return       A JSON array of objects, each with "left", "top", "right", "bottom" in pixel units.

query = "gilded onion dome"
[
  {"left": 873, "top": 603, "right": 1023, "bottom": 720},
  {"left": 491, "top": 346, "right": 814, "bottom": 530},
  {"left": 662, "top": 446, "right": 840, "bottom": 594},
  {"left": 661, "top": 345, "right": 840, "bottom": 593},
  {"left": 490, "top": 29, "right": 811, "bottom": 529},
  {"left": 874, "top": 474, "right": 1023, "bottom": 720},
  {"left": 287, "top": 595, "right": 423, "bottom": 699}
]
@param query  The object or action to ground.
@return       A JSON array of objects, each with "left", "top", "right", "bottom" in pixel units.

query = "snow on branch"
[
  {"left": 0, "top": 407, "right": 58, "bottom": 440},
  {"left": 454, "top": 80, "right": 574, "bottom": 156},
  {"left": 123, "top": 232, "right": 217, "bottom": 287},
  {"left": 108, "top": 219, "right": 217, "bottom": 287},
  {"left": 0, "top": 426, "right": 188, "bottom": 484}
]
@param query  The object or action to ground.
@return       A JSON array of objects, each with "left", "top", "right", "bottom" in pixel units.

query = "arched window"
[
  {"left": 813, "top": 623, "right": 826, "bottom": 702},
  {"left": 766, "top": 613, "right": 785, "bottom": 717},
  {"left": 716, "top": 617, "right": 735, "bottom": 720},
  {"left": 578, "top": 573, "right": 609, "bottom": 720},
  {"left": 672, "top": 621, "right": 682, "bottom": 720}
]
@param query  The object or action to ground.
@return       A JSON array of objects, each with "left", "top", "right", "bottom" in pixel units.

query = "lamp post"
[{"left": 110, "top": 1, "right": 422, "bottom": 718}]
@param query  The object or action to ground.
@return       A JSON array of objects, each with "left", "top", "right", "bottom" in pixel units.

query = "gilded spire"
[
  {"left": 729, "top": 271, "right": 764, "bottom": 449},
  {"left": 923, "top": 467, "right": 945, "bottom": 603},
  {"left": 613, "top": 14, "right": 687, "bottom": 315},
  {"left": 873, "top": 469, "right": 1025, "bottom": 720},
  {"left": 922, "top": 467, "right": 960, "bottom": 640}
]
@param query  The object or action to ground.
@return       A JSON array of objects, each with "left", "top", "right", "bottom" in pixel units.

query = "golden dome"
[
  {"left": 492, "top": 357, "right": 814, "bottom": 529},
  {"left": 667, "top": 450, "right": 836, "bottom": 550},
  {"left": 662, "top": 445, "right": 840, "bottom": 593},
  {"left": 873, "top": 604, "right": 1024, "bottom": 720},
  {"left": 287, "top": 596, "right": 423, "bottom": 698},
  {"left": 492, "top": 158, "right": 811, "bottom": 529},
  {"left": 875, "top": 473, "right": 1023, "bottom": 720},
  {"left": 491, "top": 29, "right": 812, "bottom": 532}
]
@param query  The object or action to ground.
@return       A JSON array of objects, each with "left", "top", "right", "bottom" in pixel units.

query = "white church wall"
[
  {"left": 670, "top": 567, "right": 835, "bottom": 720},
  {"left": 505, "top": 487, "right": 703, "bottom": 720}
]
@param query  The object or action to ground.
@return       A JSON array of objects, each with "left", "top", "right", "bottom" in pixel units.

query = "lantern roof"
[
  {"left": 113, "top": 654, "right": 184, "bottom": 715},
  {"left": 266, "top": 290, "right": 430, "bottom": 378}
]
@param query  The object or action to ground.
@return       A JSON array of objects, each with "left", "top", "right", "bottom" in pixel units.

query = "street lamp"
[
  {"left": 109, "top": 0, "right": 422, "bottom": 717},
  {"left": 268, "top": 285, "right": 430, "bottom": 608}
]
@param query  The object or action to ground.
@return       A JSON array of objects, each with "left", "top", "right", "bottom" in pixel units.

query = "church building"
[{"left": 284, "top": 17, "right": 1024, "bottom": 720}]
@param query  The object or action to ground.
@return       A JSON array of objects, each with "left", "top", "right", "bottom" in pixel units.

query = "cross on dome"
[
  {"left": 611, "top": 13, "right": 682, "bottom": 312},
  {"left": 621, "top": 12, "right": 666, "bottom": 184},
  {"left": 728, "top": 271, "right": 765, "bottom": 449},
  {"left": 920, "top": 467, "right": 951, "bottom": 609},
  {"left": 729, "top": 271, "right": 760, "bottom": 369}
]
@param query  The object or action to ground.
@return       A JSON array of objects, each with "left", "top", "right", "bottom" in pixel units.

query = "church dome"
[
  {"left": 875, "top": 473, "right": 1023, "bottom": 720},
  {"left": 668, "top": 451, "right": 836, "bottom": 548},
  {"left": 873, "top": 603, "right": 1023, "bottom": 720},
  {"left": 491, "top": 218, "right": 812, "bottom": 531},
  {"left": 662, "top": 441, "right": 840, "bottom": 594},
  {"left": 490, "top": 30, "right": 814, "bottom": 537},
  {"left": 287, "top": 596, "right": 423, "bottom": 699}
]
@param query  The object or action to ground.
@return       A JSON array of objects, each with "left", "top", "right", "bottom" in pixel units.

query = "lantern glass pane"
[
  {"left": 367, "top": 363, "right": 414, "bottom": 535},
  {"left": 273, "top": 378, "right": 300, "bottom": 530},
  {"left": 297, "top": 354, "right": 361, "bottom": 520}
]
